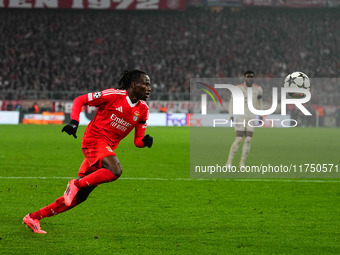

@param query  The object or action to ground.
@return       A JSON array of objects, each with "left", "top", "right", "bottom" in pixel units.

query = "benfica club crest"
[{"left": 133, "top": 111, "right": 140, "bottom": 122}]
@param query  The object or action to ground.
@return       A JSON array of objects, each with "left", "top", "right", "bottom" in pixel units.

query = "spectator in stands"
[
  {"left": 6, "top": 101, "right": 13, "bottom": 111},
  {"left": 32, "top": 102, "right": 39, "bottom": 113},
  {"left": 15, "top": 103, "right": 22, "bottom": 112},
  {"left": 335, "top": 108, "right": 340, "bottom": 127}
]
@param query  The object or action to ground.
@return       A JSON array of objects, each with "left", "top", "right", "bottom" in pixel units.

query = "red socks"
[
  {"left": 76, "top": 168, "right": 118, "bottom": 188},
  {"left": 30, "top": 169, "right": 118, "bottom": 220},
  {"left": 30, "top": 196, "right": 78, "bottom": 220}
]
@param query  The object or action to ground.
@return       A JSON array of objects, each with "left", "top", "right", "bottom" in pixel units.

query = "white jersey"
[{"left": 229, "top": 83, "right": 263, "bottom": 119}]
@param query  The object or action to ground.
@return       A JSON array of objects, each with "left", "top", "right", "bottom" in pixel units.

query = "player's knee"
[
  {"left": 101, "top": 156, "right": 123, "bottom": 178},
  {"left": 103, "top": 162, "right": 122, "bottom": 178},
  {"left": 235, "top": 137, "right": 243, "bottom": 144},
  {"left": 111, "top": 164, "right": 122, "bottom": 178},
  {"left": 245, "top": 136, "right": 252, "bottom": 143}
]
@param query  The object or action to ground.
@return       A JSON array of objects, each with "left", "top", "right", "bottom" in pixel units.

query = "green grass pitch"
[{"left": 0, "top": 125, "right": 339, "bottom": 254}]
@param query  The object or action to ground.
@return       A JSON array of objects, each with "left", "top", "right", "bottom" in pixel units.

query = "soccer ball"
[{"left": 283, "top": 71, "right": 311, "bottom": 98}]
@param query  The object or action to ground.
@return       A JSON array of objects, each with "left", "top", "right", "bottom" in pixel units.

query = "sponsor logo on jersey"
[
  {"left": 109, "top": 113, "right": 133, "bottom": 131},
  {"left": 133, "top": 111, "right": 140, "bottom": 121}
]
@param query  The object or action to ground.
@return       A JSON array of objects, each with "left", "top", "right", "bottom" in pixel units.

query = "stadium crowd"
[{"left": 0, "top": 7, "right": 339, "bottom": 103}]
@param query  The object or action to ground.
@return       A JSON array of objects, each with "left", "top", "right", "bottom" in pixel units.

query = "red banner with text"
[{"left": 0, "top": 0, "right": 186, "bottom": 10}]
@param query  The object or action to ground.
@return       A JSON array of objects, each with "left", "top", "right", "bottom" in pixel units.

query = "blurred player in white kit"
[{"left": 226, "top": 70, "right": 263, "bottom": 168}]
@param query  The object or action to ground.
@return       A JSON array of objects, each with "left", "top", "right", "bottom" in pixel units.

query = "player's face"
[
  {"left": 245, "top": 73, "right": 255, "bottom": 87},
  {"left": 134, "top": 74, "right": 151, "bottom": 101}
]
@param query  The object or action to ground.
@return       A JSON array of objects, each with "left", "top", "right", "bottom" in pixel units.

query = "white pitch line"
[{"left": 0, "top": 176, "right": 339, "bottom": 183}]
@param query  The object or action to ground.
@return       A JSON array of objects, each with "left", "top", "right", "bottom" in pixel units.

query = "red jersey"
[{"left": 71, "top": 89, "right": 149, "bottom": 150}]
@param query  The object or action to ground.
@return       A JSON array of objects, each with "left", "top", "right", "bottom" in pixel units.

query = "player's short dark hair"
[
  {"left": 244, "top": 70, "right": 255, "bottom": 77},
  {"left": 118, "top": 70, "right": 146, "bottom": 90}
]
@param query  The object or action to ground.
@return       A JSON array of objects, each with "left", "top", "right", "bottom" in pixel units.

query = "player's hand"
[
  {"left": 142, "top": 134, "right": 153, "bottom": 148},
  {"left": 62, "top": 120, "right": 79, "bottom": 139}
]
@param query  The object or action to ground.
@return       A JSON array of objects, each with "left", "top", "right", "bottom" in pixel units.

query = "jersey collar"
[{"left": 126, "top": 95, "right": 138, "bottom": 108}]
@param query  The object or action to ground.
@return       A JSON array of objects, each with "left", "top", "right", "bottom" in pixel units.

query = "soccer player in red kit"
[{"left": 23, "top": 70, "right": 153, "bottom": 234}]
